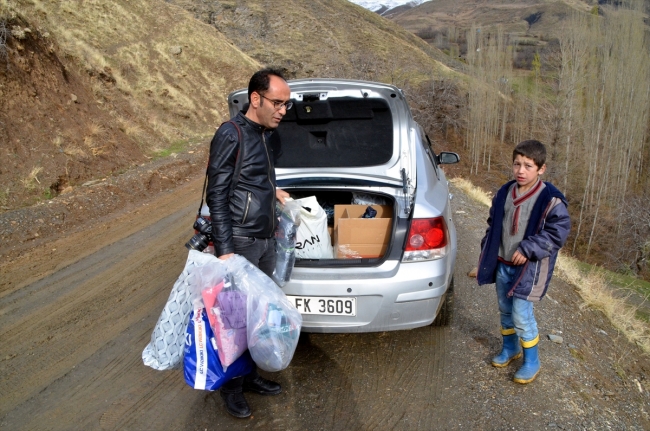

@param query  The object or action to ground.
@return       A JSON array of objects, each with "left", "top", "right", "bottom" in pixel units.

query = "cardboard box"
[{"left": 334, "top": 204, "right": 392, "bottom": 258}]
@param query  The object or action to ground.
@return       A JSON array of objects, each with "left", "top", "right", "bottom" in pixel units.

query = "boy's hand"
[{"left": 512, "top": 250, "right": 528, "bottom": 265}]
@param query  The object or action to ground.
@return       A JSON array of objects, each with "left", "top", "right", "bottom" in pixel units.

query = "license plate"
[{"left": 287, "top": 296, "right": 357, "bottom": 316}]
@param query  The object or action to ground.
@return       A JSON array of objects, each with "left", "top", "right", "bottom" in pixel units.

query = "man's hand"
[
  {"left": 512, "top": 250, "right": 528, "bottom": 265},
  {"left": 218, "top": 253, "right": 234, "bottom": 261},
  {"left": 276, "top": 188, "right": 290, "bottom": 205}
]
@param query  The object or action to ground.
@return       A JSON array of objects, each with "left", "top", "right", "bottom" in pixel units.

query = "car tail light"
[{"left": 402, "top": 217, "right": 449, "bottom": 262}]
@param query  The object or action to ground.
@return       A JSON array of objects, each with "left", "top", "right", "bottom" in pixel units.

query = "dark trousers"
[
  {"left": 221, "top": 235, "right": 276, "bottom": 393},
  {"left": 231, "top": 235, "right": 277, "bottom": 278}
]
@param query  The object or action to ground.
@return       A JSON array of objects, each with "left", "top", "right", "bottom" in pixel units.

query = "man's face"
[{"left": 251, "top": 75, "right": 291, "bottom": 129}]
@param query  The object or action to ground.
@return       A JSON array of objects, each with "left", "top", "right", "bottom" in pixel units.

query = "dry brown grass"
[
  {"left": 449, "top": 177, "right": 493, "bottom": 207},
  {"left": 117, "top": 117, "right": 144, "bottom": 139},
  {"left": 82, "top": 122, "right": 106, "bottom": 156},
  {"left": 21, "top": 167, "right": 43, "bottom": 190},
  {"left": 556, "top": 255, "right": 650, "bottom": 354},
  {"left": 63, "top": 146, "right": 88, "bottom": 158},
  {"left": 0, "top": 187, "right": 9, "bottom": 206},
  {"left": 454, "top": 177, "right": 650, "bottom": 354},
  {"left": 88, "top": 121, "right": 106, "bottom": 137}
]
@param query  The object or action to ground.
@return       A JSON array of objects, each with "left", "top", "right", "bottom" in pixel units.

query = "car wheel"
[{"left": 432, "top": 277, "right": 454, "bottom": 327}]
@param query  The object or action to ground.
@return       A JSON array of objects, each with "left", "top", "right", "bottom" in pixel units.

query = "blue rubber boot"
[
  {"left": 513, "top": 335, "right": 541, "bottom": 384},
  {"left": 491, "top": 328, "right": 522, "bottom": 367}
]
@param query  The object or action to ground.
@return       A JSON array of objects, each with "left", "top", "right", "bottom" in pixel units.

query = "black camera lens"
[
  {"left": 185, "top": 217, "right": 212, "bottom": 251},
  {"left": 185, "top": 233, "right": 210, "bottom": 251}
]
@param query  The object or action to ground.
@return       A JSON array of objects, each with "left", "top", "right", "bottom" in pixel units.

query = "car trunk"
[
  {"left": 227, "top": 80, "right": 416, "bottom": 266},
  {"left": 281, "top": 189, "right": 405, "bottom": 266},
  {"left": 274, "top": 96, "right": 393, "bottom": 169},
  {"left": 228, "top": 80, "right": 416, "bottom": 191}
]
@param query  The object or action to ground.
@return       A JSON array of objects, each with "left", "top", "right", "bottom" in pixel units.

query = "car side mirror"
[{"left": 438, "top": 152, "right": 460, "bottom": 165}]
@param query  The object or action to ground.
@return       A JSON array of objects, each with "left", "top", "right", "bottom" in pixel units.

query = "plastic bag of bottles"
[{"left": 272, "top": 199, "right": 302, "bottom": 286}]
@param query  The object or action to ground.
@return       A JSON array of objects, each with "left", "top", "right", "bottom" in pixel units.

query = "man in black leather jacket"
[{"left": 206, "top": 68, "right": 291, "bottom": 419}]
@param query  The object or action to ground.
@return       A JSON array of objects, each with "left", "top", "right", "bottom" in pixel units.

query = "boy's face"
[{"left": 512, "top": 154, "right": 546, "bottom": 192}]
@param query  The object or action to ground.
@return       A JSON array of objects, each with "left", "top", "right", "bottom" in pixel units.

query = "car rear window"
[{"left": 274, "top": 97, "right": 393, "bottom": 168}]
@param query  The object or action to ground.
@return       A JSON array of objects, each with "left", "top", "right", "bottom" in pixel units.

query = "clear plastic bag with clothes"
[
  {"left": 272, "top": 199, "right": 302, "bottom": 286},
  {"left": 142, "top": 250, "right": 224, "bottom": 371},
  {"left": 201, "top": 275, "right": 248, "bottom": 369},
  {"left": 224, "top": 255, "right": 302, "bottom": 372}
]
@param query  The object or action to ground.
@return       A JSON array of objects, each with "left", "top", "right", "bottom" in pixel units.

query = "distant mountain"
[
  {"left": 348, "top": 0, "right": 431, "bottom": 15},
  {"left": 171, "top": 0, "right": 448, "bottom": 79},
  {"left": 386, "top": 0, "right": 594, "bottom": 39}
]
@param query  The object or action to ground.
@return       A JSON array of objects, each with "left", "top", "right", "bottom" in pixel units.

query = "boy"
[{"left": 477, "top": 140, "right": 571, "bottom": 384}]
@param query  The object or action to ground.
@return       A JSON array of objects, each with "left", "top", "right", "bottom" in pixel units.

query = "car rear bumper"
[{"left": 281, "top": 257, "right": 452, "bottom": 333}]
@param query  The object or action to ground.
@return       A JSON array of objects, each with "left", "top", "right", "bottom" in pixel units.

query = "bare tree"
[
  {"left": 465, "top": 25, "right": 513, "bottom": 174},
  {"left": 462, "top": 0, "right": 650, "bottom": 277},
  {"left": 0, "top": 19, "right": 8, "bottom": 63},
  {"left": 554, "top": 2, "right": 650, "bottom": 260}
]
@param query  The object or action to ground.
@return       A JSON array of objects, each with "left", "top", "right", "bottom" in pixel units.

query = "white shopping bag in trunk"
[{"left": 293, "top": 196, "right": 333, "bottom": 259}]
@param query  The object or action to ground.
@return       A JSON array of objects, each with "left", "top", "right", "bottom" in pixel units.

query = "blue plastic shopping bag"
[{"left": 183, "top": 307, "right": 253, "bottom": 391}]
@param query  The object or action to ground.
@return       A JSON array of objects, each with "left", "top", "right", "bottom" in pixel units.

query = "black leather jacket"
[{"left": 206, "top": 112, "right": 278, "bottom": 256}]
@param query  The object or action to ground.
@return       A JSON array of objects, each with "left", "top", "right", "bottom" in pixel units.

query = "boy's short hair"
[
  {"left": 247, "top": 68, "right": 286, "bottom": 101},
  {"left": 513, "top": 140, "right": 546, "bottom": 168}
]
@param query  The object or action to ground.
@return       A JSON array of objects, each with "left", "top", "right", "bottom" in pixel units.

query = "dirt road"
[{"left": 1, "top": 179, "right": 649, "bottom": 430}]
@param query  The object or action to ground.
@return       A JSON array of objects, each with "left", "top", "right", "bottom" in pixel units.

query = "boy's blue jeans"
[{"left": 496, "top": 262, "right": 538, "bottom": 342}]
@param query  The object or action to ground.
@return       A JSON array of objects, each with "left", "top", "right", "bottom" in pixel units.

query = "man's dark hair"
[
  {"left": 513, "top": 139, "right": 546, "bottom": 168},
  {"left": 248, "top": 68, "right": 286, "bottom": 101}
]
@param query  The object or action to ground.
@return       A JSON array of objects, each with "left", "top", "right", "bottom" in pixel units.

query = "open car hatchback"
[{"left": 227, "top": 79, "right": 459, "bottom": 333}]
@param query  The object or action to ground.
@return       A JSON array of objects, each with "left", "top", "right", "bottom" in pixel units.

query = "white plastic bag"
[
  {"left": 294, "top": 196, "right": 333, "bottom": 259},
  {"left": 272, "top": 199, "right": 302, "bottom": 286},
  {"left": 142, "top": 250, "right": 223, "bottom": 371},
  {"left": 224, "top": 255, "right": 302, "bottom": 372}
]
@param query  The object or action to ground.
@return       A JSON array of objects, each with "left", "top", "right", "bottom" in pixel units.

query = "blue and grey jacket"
[{"left": 477, "top": 180, "right": 571, "bottom": 301}]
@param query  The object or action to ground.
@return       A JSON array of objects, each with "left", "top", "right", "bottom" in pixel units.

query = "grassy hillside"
[
  {"left": 170, "top": 0, "right": 453, "bottom": 81},
  {"left": 4, "top": 0, "right": 260, "bottom": 136},
  {"left": 1, "top": 0, "right": 263, "bottom": 209},
  {"left": 0, "top": 0, "right": 454, "bottom": 211}
]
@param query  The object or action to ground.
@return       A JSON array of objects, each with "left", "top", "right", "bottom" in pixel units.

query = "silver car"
[{"left": 228, "top": 79, "right": 459, "bottom": 333}]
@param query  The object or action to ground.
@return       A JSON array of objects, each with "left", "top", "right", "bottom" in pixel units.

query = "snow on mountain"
[{"left": 348, "top": 0, "right": 430, "bottom": 13}]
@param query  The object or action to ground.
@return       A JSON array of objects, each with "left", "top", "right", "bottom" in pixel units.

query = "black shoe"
[
  {"left": 243, "top": 374, "right": 282, "bottom": 395},
  {"left": 219, "top": 390, "right": 251, "bottom": 418}
]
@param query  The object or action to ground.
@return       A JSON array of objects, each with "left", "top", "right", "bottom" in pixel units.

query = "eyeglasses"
[{"left": 259, "top": 94, "right": 293, "bottom": 110}]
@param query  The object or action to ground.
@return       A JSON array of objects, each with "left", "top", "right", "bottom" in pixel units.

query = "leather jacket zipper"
[
  {"left": 262, "top": 133, "right": 275, "bottom": 234},
  {"left": 242, "top": 191, "right": 252, "bottom": 224}
]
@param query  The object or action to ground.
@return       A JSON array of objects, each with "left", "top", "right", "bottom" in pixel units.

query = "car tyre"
[{"left": 432, "top": 277, "right": 454, "bottom": 327}]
